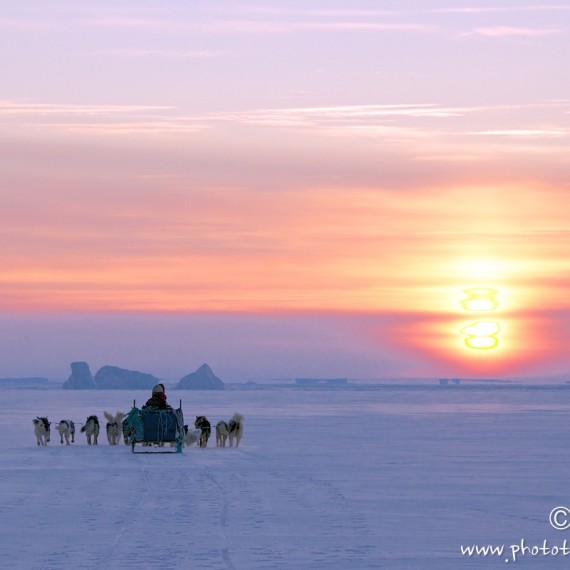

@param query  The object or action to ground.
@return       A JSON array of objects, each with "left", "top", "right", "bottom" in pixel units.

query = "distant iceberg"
[
  {"left": 94, "top": 365, "right": 160, "bottom": 390},
  {"left": 175, "top": 363, "right": 225, "bottom": 390},
  {"left": 62, "top": 362, "right": 163, "bottom": 389},
  {"left": 62, "top": 362, "right": 96, "bottom": 390}
]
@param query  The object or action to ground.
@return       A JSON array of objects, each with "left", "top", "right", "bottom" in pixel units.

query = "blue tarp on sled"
[{"left": 124, "top": 401, "right": 185, "bottom": 453}]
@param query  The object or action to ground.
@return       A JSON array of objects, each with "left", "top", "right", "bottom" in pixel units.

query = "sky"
[{"left": 1, "top": 0, "right": 569, "bottom": 381}]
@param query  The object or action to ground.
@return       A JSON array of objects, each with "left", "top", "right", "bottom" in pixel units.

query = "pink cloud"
[
  {"left": 94, "top": 49, "right": 224, "bottom": 59},
  {"left": 0, "top": 100, "right": 173, "bottom": 117},
  {"left": 468, "top": 26, "right": 561, "bottom": 37},
  {"left": 80, "top": 17, "right": 432, "bottom": 35},
  {"left": 435, "top": 5, "right": 570, "bottom": 14}
]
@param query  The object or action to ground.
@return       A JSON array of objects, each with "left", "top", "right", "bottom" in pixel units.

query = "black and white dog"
[
  {"left": 194, "top": 416, "right": 211, "bottom": 448},
  {"left": 227, "top": 413, "right": 244, "bottom": 448},
  {"left": 56, "top": 419, "right": 75, "bottom": 445},
  {"left": 104, "top": 411, "right": 125, "bottom": 445},
  {"left": 32, "top": 417, "right": 51, "bottom": 446},
  {"left": 81, "top": 415, "right": 100, "bottom": 445}
]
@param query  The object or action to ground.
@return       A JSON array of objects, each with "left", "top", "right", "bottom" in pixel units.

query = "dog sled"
[{"left": 124, "top": 400, "right": 185, "bottom": 454}]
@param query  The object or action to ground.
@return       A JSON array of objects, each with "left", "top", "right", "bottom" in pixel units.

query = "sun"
[{"left": 454, "top": 258, "right": 506, "bottom": 281}]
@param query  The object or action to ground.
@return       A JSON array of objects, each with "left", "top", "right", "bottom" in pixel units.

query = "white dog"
[
  {"left": 215, "top": 421, "right": 229, "bottom": 447},
  {"left": 81, "top": 415, "right": 100, "bottom": 445},
  {"left": 227, "top": 413, "right": 244, "bottom": 448},
  {"left": 185, "top": 427, "right": 202, "bottom": 448},
  {"left": 104, "top": 411, "right": 125, "bottom": 445},
  {"left": 168, "top": 426, "right": 201, "bottom": 449},
  {"left": 32, "top": 417, "right": 51, "bottom": 446},
  {"left": 56, "top": 419, "right": 75, "bottom": 445}
]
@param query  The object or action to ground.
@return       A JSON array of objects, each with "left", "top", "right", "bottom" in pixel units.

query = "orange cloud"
[{"left": 1, "top": 180, "right": 569, "bottom": 320}]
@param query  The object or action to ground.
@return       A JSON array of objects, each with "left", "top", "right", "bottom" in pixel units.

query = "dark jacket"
[{"left": 143, "top": 394, "right": 172, "bottom": 410}]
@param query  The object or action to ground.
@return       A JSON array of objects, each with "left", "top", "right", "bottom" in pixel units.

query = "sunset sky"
[{"left": 2, "top": 1, "right": 569, "bottom": 381}]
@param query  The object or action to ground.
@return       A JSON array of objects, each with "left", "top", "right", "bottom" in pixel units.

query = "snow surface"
[{"left": 2, "top": 385, "right": 570, "bottom": 569}]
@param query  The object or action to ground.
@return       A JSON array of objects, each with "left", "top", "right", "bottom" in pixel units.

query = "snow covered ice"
[{"left": 2, "top": 384, "right": 570, "bottom": 569}]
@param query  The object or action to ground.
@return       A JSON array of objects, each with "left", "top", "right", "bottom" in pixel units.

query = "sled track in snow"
[
  {"left": 229, "top": 447, "right": 378, "bottom": 566},
  {"left": 96, "top": 452, "right": 153, "bottom": 569},
  {"left": 181, "top": 452, "right": 237, "bottom": 570},
  {"left": 235, "top": 447, "right": 373, "bottom": 538}
]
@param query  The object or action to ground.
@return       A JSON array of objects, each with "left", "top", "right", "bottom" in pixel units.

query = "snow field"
[{"left": 2, "top": 386, "right": 570, "bottom": 569}]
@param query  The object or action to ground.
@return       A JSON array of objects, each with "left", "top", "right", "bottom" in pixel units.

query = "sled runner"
[{"left": 124, "top": 400, "right": 185, "bottom": 454}]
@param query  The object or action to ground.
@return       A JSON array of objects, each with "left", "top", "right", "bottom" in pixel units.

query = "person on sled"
[{"left": 143, "top": 383, "right": 173, "bottom": 411}]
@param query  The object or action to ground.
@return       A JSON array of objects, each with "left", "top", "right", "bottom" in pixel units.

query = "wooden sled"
[{"left": 124, "top": 400, "right": 185, "bottom": 454}]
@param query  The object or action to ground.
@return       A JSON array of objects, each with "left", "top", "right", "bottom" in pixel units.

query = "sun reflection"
[
  {"left": 459, "top": 287, "right": 502, "bottom": 350},
  {"left": 460, "top": 320, "right": 501, "bottom": 350}
]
